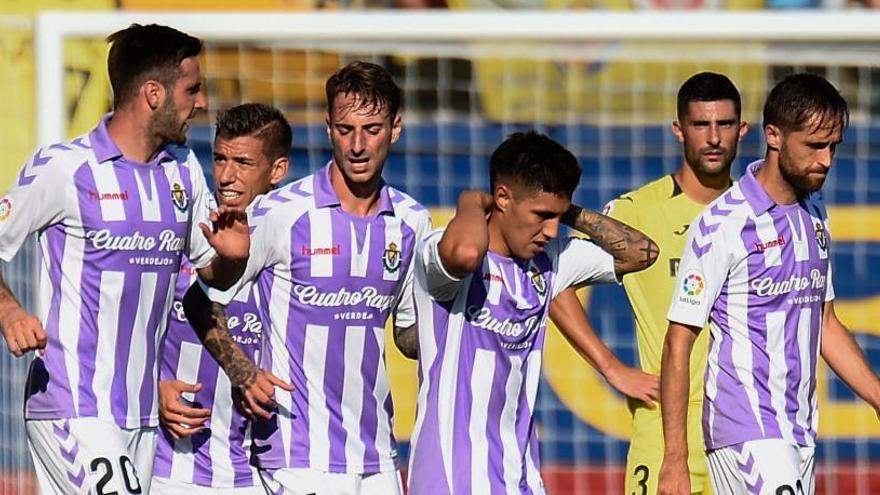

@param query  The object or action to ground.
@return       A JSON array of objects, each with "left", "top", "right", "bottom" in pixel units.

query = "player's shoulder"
[
  {"left": 387, "top": 186, "right": 430, "bottom": 225},
  {"left": 692, "top": 184, "right": 753, "bottom": 238},
  {"left": 248, "top": 178, "right": 314, "bottom": 226},
  {"left": 603, "top": 175, "right": 675, "bottom": 217}
]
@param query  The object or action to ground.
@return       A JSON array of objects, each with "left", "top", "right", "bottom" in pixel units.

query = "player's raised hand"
[
  {"left": 158, "top": 379, "right": 211, "bottom": 439},
  {"left": 234, "top": 369, "right": 294, "bottom": 420},
  {"left": 658, "top": 457, "right": 691, "bottom": 495},
  {"left": 200, "top": 205, "right": 250, "bottom": 261},
  {"left": 0, "top": 307, "right": 47, "bottom": 357},
  {"left": 604, "top": 362, "right": 660, "bottom": 408}
]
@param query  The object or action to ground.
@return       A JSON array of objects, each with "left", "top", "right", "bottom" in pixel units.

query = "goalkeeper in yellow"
[{"left": 552, "top": 72, "right": 748, "bottom": 495}]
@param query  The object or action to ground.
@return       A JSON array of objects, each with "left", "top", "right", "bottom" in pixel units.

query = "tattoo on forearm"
[
  {"left": 563, "top": 205, "right": 659, "bottom": 272},
  {"left": 203, "top": 302, "right": 258, "bottom": 389}
]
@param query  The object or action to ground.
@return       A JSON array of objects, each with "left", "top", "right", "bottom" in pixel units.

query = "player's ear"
[
  {"left": 738, "top": 120, "right": 749, "bottom": 142},
  {"left": 495, "top": 183, "right": 512, "bottom": 213},
  {"left": 270, "top": 156, "right": 289, "bottom": 186},
  {"left": 765, "top": 124, "right": 782, "bottom": 152},
  {"left": 671, "top": 120, "right": 685, "bottom": 144},
  {"left": 390, "top": 113, "right": 402, "bottom": 144},
  {"left": 144, "top": 80, "right": 164, "bottom": 111}
]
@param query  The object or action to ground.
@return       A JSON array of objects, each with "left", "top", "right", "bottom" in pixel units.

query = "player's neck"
[
  {"left": 486, "top": 216, "right": 512, "bottom": 258},
  {"left": 106, "top": 111, "right": 164, "bottom": 164},
  {"left": 674, "top": 163, "right": 731, "bottom": 205},
  {"left": 755, "top": 154, "right": 800, "bottom": 205},
  {"left": 330, "top": 161, "right": 383, "bottom": 217}
]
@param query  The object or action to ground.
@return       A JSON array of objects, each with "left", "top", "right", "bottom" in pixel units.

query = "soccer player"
[
  {"left": 0, "top": 24, "right": 249, "bottom": 495},
  {"left": 658, "top": 73, "right": 880, "bottom": 495},
  {"left": 152, "top": 103, "right": 292, "bottom": 494},
  {"left": 551, "top": 71, "right": 748, "bottom": 495},
  {"left": 406, "top": 131, "right": 658, "bottom": 494},
  {"left": 184, "top": 61, "right": 431, "bottom": 494}
]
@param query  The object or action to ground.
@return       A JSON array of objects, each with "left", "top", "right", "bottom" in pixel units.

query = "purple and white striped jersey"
[
  {"left": 204, "top": 163, "right": 431, "bottom": 473},
  {"left": 668, "top": 160, "right": 834, "bottom": 450},
  {"left": 0, "top": 116, "right": 216, "bottom": 428},
  {"left": 153, "top": 258, "right": 263, "bottom": 488},
  {"left": 407, "top": 230, "right": 618, "bottom": 495}
]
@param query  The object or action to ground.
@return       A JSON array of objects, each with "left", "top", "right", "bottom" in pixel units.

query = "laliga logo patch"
[
  {"left": 171, "top": 183, "right": 189, "bottom": 213},
  {"left": 528, "top": 265, "right": 547, "bottom": 298},
  {"left": 814, "top": 221, "right": 827, "bottom": 253},
  {"left": 678, "top": 270, "right": 704, "bottom": 306},
  {"left": 0, "top": 197, "right": 12, "bottom": 222},
  {"left": 383, "top": 241, "right": 401, "bottom": 273}
]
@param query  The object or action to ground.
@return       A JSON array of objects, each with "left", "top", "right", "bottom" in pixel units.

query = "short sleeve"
[
  {"left": 550, "top": 237, "right": 619, "bottom": 299},
  {"left": 393, "top": 210, "right": 433, "bottom": 328},
  {"left": 183, "top": 152, "right": 218, "bottom": 269},
  {"left": 417, "top": 228, "right": 467, "bottom": 302},
  {"left": 666, "top": 212, "right": 732, "bottom": 328},
  {"left": 824, "top": 259, "right": 835, "bottom": 302},
  {"left": 0, "top": 147, "right": 69, "bottom": 261}
]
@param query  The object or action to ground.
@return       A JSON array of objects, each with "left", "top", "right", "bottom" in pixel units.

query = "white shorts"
[
  {"left": 151, "top": 476, "right": 267, "bottom": 495},
  {"left": 262, "top": 467, "right": 403, "bottom": 495},
  {"left": 708, "top": 438, "right": 814, "bottom": 495},
  {"left": 26, "top": 417, "right": 157, "bottom": 495}
]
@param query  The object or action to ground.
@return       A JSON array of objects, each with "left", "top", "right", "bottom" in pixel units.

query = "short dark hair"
[
  {"left": 763, "top": 73, "right": 849, "bottom": 134},
  {"left": 214, "top": 103, "right": 292, "bottom": 161},
  {"left": 677, "top": 72, "right": 742, "bottom": 121},
  {"left": 106, "top": 24, "right": 203, "bottom": 108},
  {"left": 490, "top": 131, "right": 581, "bottom": 199},
  {"left": 325, "top": 61, "right": 401, "bottom": 118}
]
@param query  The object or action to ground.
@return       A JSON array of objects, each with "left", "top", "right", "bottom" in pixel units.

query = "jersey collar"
[
  {"left": 739, "top": 159, "right": 776, "bottom": 215},
  {"left": 313, "top": 161, "right": 394, "bottom": 215},
  {"left": 90, "top": 113, "right": 173, "bottom": 166}
]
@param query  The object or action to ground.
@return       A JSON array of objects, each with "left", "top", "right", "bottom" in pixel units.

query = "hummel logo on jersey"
[
  {"left": 88, "top": 190, "right": 130, "bottom": 202},
  {"left": 673, "top": 224, "right": 690, "bottom": 236},
  {"left": 302, "top": 244, "right": 342, "bottom": 256},
  {"left": 171, "top": 183, "right": 189, "bottom": 212},
  {"left": 755, "top": 235, "right": 786, "bottom": 253},
  {"left": 383, "top": 241, "right": 401, "bottom": 272}
]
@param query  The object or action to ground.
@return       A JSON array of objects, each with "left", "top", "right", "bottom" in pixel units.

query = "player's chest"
[{"left": 288, "top": 211, "right": 415, "bottom": 286}]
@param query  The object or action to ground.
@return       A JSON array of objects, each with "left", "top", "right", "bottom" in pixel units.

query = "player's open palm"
[
  {"left": 605, "top": 362, "right": 660, "bottom": 408},
  {"left": 200, "top": 205, "right": 250, "bottom": 261},
  {"left": 234, "top": 369, "right": 294, "bottom": 420},
  {"left": 1, "top": 308, "right": 47, "bottom": 357},
  {"left": 159, "top": 379, "right": 211, "bottom": 439},
  {"left": 658, "top": 458, "right": 691, "bottom": 495}
]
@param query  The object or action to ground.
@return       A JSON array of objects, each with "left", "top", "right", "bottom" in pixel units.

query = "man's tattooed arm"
[
  {"left": 183, "top": 284, "right": 258, "bottom": 390},
  {"left": 562, "top": 204, "right": 659, "bottom": 275}
]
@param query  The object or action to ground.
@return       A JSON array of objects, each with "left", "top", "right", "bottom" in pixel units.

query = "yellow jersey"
[{"left": 606, "top": 174, "right": 721, "bottom": 494}]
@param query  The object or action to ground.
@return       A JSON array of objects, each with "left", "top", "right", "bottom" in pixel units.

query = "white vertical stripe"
[
  {"left": 486, "top": 258, "right": 502, "bottom": 306},
  {"left": 133, "top": 169, "right": 161, "bottom": 222},
  {"left": 501, "top": 356, "right": 524, "bottom": 495},
  {"left": 94, "top": 271, "right": 123, "bottom": 422},
  {"left": 371, "top": 326, "right": 394, "bottom": 468},
  {"left": 268, "top": 267, "right": 294, "bottom": 467},
  {"left": 55, "top": 232, "right": 85, "bottom": 416},
  {"left": 523, "top": 352, "right": 543, "bottom": 493},
  {"left": 91, "top": 163, "right": 126, "bottom": 222},
  {"left": 382, "top": 216, "right": 403, "bottom": 282},
  {"left": 210, "top": 372, "right": 235, "bottom": 486},
  {"left": 309, "top": 209, "right": 333, "bottom": 278},
  {"left": 152, "top": 279, "right": 175, "bottom": 421},
  {"left": 349, "top": 221, "right": 371, "bottom": 278},
  {"left": 754, "top": 212, "right": 782, "bottom": 267},
  {"left": 126, "top": 273, "right": 156, "bottom": 428},
  {"left": 470, "top": 349, "right": 495, "bottom": 495},
  {"left": 765, "top": 310, "right": 796, "bottom": 443},
  {"left": 437, "top": 281, "right": 469, "bottom": 491},
  {"left": 500, "top": 262, "right": 529, "bottom": 309},
  {"left": 169, "top": 437, "right": 196, "bottom": 484},
  {"left": 796, "top": 308, "right": 814, "bottom": 446},
  {"left": 704, "top": 321, "right": 723, "bottom": 445},
  {"left": 176, "top": 342, "right": 203, "bottom": 402},
  {"left": 305, "top": 323, "right": 330, "bottom": 470},
  {"left": 787, "top": 211, "right": 811, "bottom": 262},
  {"left": 727, "top": 242, "right": 765, "bottom": 435},
  {"left": 162, "top": 165, "right": 189, "bottom": 223},
  {"left": 342, "top": 326, "right": 367, "bottom": 471},
  {"left": 408, "top": 274, "right": 440, "bottom": 472}
]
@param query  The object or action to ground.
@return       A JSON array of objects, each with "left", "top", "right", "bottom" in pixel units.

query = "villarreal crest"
[
  {"left": 383, "top": 241, "right": 401, "bottom": 273},
  {"left": 171, "top": 183, "right": 189, "bottom": 213}
]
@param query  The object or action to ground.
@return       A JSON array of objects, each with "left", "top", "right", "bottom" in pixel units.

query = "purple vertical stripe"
[
  {"left": 139, "top": 271, "right": 173, "bottom": 420},
  {"left": 485, "top": 351, "right": 513, "bottom": 495},
  {"left": 324, "top": 323, "right": 348, "bottom": 469},
  {"left": 359, "top": 327, "right": 382, "bottom": 469},
  {"left": 777, "top": 210, "right": 807, "bottom": 445},
  {"left": 450, "top": 343, "right": 476, "bottom": 493}
]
